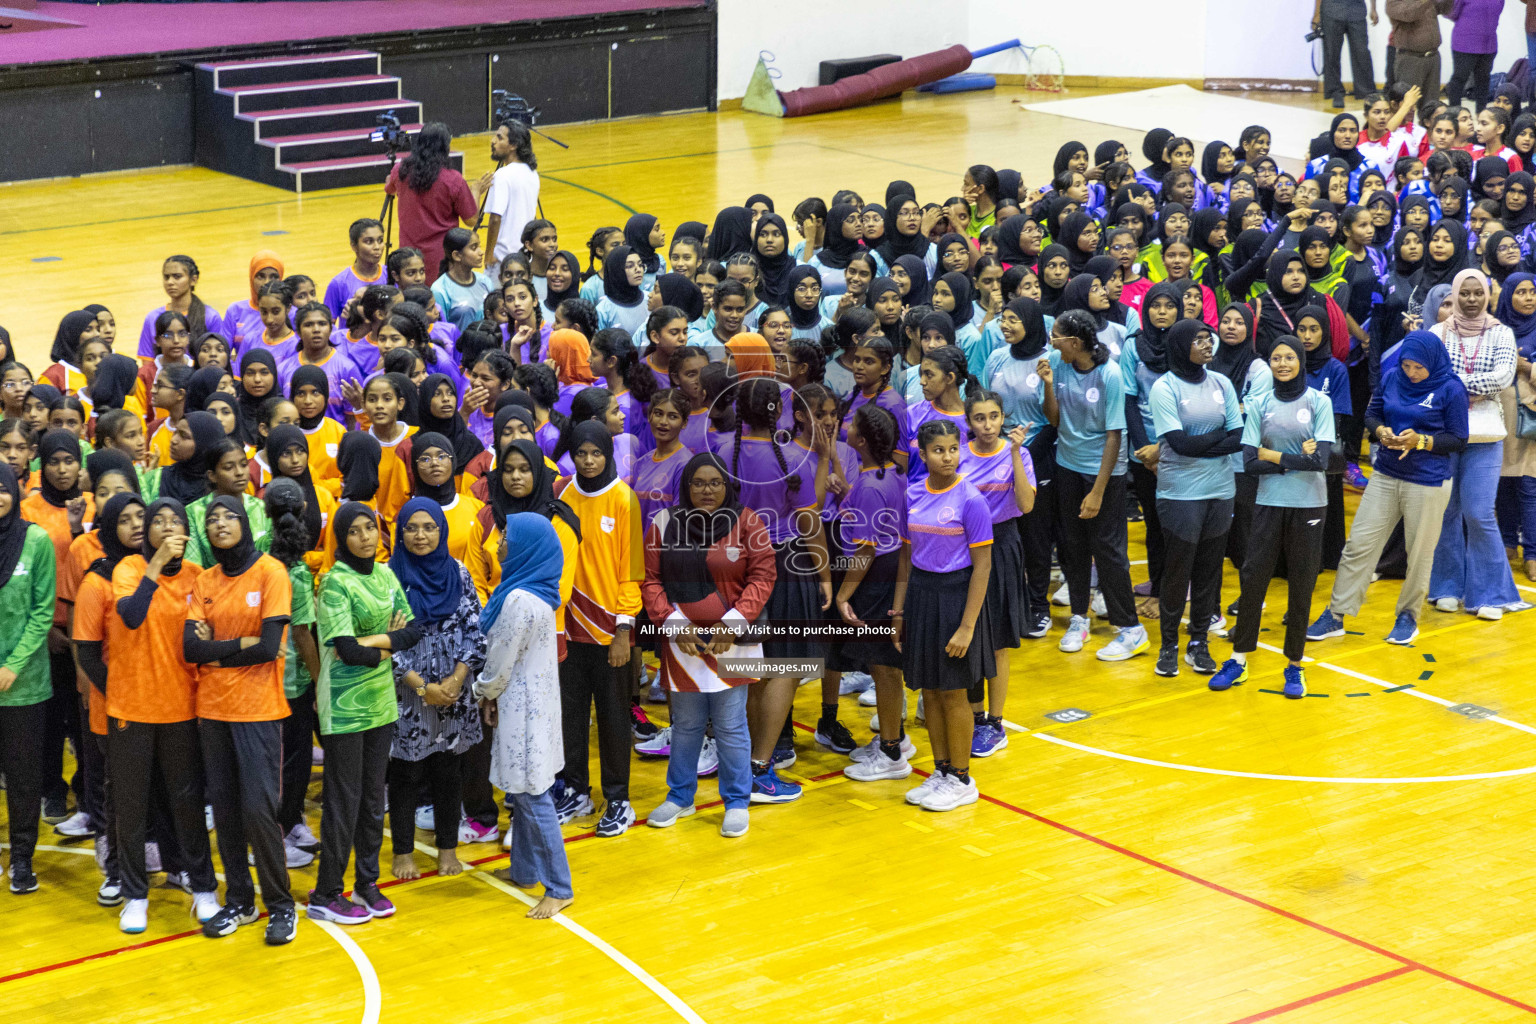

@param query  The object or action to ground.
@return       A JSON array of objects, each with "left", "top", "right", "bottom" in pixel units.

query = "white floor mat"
[{"left": 1022, "top": 84, "right": 1336, "bottom": 164}]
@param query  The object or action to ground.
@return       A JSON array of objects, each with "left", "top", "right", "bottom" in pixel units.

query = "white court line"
[
  {"left": 313, "top": 919, "right": 382, "bottom": 1024},
  {"left": 466, "top": 867, "right": 708, "bottom": 1024},
  {"left": 1309, "top": 659, "right": 1536, "bottom": 738}
]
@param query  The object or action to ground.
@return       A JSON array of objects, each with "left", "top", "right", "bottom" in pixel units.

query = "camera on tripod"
[
  {"left": 370, "top": 111, "right": 410, "bottom": 153},
  {"left": 492, "top": 89, "right": 542, "bottom": 128}
]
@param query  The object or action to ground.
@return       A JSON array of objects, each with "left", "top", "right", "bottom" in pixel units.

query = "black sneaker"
[
  {"left": 814, "top": 717, "right": 855, "bottom": 754},
  {"left": 629, "top": 703, "right": 659, "bottom": 741},
  {"left": 1226, "top": 599, "right": 1240, "bottom": 617},
  {"left": 772, "top": 735, "right": 796, "bottom": 769},
  {"left": 1185, "top": 640, "right": 1218, "bottom": 674},
  {"left": 202, "top": 903, "right": 258, "bottom": 938},
  {"left": 1154, "top": 645, "right": 1180, "bottom": 677},
  {"left": 265, "top": 906, "right": 298, "bottom": 945},
  {"left": 594, "top": 800, "right": 635, "bottom": 838},
  {"left": 1025, "top": 613, "right": 1051, "bottom": 639},
  {"left": 41, "top": 796, "right": 70, "bottom": 825},
  {"left": 9, "top": 863, "right": 38, "bottom": 894},
  {"left": 552, "top": 782, "right": 594, "bottom": 825}
]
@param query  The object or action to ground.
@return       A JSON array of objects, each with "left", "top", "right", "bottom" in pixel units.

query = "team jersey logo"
[
  {"left": 1085, "top": 386, "right": 1100, "bottom": 403},
  {"left": 1297, "top": 408, "right": 1312, "bottom": 424},
  {"left": 601, "top": 515, "right": 615, "bottom": 533},
  {"left": 1419, "top": 394, "right": 1434, "bottom": 408}
]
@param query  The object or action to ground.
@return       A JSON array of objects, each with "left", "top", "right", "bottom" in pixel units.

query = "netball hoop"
[{"left": 1022, "top": 43, "right": 1065, "bottom": 92}]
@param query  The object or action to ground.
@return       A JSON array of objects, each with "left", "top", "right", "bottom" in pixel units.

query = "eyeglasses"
[
  {"left": 2, "top": 379, "right": 33, "bottom": 391},
  {"left": 158, "top": 330, "right": 192, "bottom": 342},
  {"left": 690, "top": 478, "right": 726, "bottom": 491},
  {"left": 205, "top": 511, "right": 240, "bottom": 526},
  {"left": 1109, "top": 242, "right": 1136, "bottom": 253},
  {"left": 415, "top": 451, "right": 452, "bottom": 465}
]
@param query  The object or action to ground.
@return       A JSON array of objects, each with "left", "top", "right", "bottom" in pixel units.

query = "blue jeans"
[
  {"left": 506, "top": 788, "right": 573, "bottom": 900},
  {"left": 1429, "top": 442, "right": 1521, "bottom": 610},
  {"left": 665, "top": 686, "right": 751, "bottom": 811},
  {"left": 1496, "top": 475, "right": 1536, "bottom": 557}
]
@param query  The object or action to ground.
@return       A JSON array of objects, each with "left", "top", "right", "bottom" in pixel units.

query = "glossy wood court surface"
[{"left": 2, "top": 86, "right": 1534, "bottom": 1024}]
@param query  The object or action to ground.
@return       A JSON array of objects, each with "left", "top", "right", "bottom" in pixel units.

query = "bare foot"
[
  {"left": 391, "top": 854, "right": 420, "bottom": 880},
  {"left": 1135, "top": 596, "right": 1160, "bottom": 619},
  {"left": 527, "top": 894, "right": 574, "bottom": 919},
  {"left": 437, "top": 849, "right": 463, "bottom": 876},
  {"left": 1525, "top": 559, "right": 1536, "bottom": 582},
  {"left": 492, "top": 867, "right": 537, "bottom": 888}
]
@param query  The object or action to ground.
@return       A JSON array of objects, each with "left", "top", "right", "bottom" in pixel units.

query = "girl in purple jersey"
[
  {"left": 958, "top": 389, "right": 1036, "bottom": 758},
  {"left": 906, "top": 345, "right": 972, "bottom": 481},
  {"left": 894, "top": 419, "right": 993, "bottom": 812},
  {"left": 637, "top": 306, "right": 692, "bottom": 395},
  {"left": 835, "top": 405, "right": 918, "bottom": 782},
  {"left": 631, "top": 390, "right": 692, "bottom": 528},
  {"left": 666, "top": 347, "right": 713, "bottom": 453},
  {"left": 837, "top": 334, "right": 908, "bottom": 473},
  {"left": 726, "top": 378, "right": 831, "bottom": 805},
  {"left": 137, "top": 255, "right": 224, "bottom": 360},
  {"left": 588, "top": 328, "right": 649, "bottom": 444}
]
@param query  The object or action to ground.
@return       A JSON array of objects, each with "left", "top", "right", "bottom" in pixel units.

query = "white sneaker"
[
  {"left": 635, "top": 726, "right": 672, "bottom": 757},
  {"left": 1090, "top": 589, "right": 1108, "bottom": 617},
  {"left": 857, "top": 685, "right": 879, "bottom": 707},
  {"left": 1059, "top": 615, "right": 1091, "bottom": 653},
  {"left": 502, "top": 829, "right": 513, "bottom": 850},
  {"left": 868, "top": 695, "right": 907, "bottom": 733},
  {"left": 1477, "top": 605, "right": 1504, "bottom": 621},
  {"left": 311, "top": 746, "right": 324, "bottom": 766},
  {"left": 205, "top": 805, "right": 215, "bottom": 831},
  {"left": 849, "top": 734, "right": 917, "bottom": 763},
  {"left": 191, "top": 891, "right": 220, "bottom": 923},
  {"left": 414, "top": 805, "right": 435, "bottom": 832},
  {"left": 646, "top": 674, "right": 665, "bottom": 703},
  {"left": 915, "top": 694, "right": 925, "bottom": 724},
  {"left": 720, "top": 808, "right": 750, "bottom": 838},
  {"left": 920, "top": 773, "right": 979, "bottom": 812},
  {"left": 97, "top": 876, "right": 124, "bottom": 907},
  {"left": 1435, "top": 597, "right": 1460, "bottom": 613},
  {"left": 55, "top": 811, "right": 94, "bottom": 838},
  {"left": 904, "top": 773, "right": 944, "bottom": 806},
  {"left": 845, "top": 752, "right": 913, "bottom": 782},
  {"left": 284, "top": 842, "right": 315, "bottom": 869},
  {"left": 287, "top": 822, "right": 318, "bottom": 850},
  {"left": 838, "top": 671, "right": 874, "bottom": 696},
  {"left": 1051, "top": 582, "right": 1071, "bottom": 606},
  {"left": 1208, "top": 614, "right": 1229, "bottom": 638},
  {"left": 145, "top": 842, "right": 162, "bottom": 874},
  {"left": 1097, "top": 624, "right": 1150, "bottom": 661},
  {"left": 696, "top": 736, "right": 720, "bottom": 776},
  {"left": 120, "top": 898, "right": 149, "bottom": 934}
]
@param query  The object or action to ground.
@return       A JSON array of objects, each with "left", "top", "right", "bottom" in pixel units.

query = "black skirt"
[
  {"left": 763, "top": 536, "right": 828, "bottom": 660},
  {"left": 902, "top": 566, "right": 995, "bottom": 692},
  {"left": 983, "top": 517, "right": 1025, "bottom": 650},
  {"left": 826, "top": 548, "right": 902, "bottom": 671}
]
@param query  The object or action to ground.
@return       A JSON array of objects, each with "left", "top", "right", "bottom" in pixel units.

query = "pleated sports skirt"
[
  {"left": 983, "top": 516, "right": 1026, "bottom": 651},
  {"left": 763, "top": 536, "right": 828, "bottom": 661},
  {"left": 826, "top": 548, "right": 902, "bottom": 671},
  {"left": 902, "top": 566, "right": 995, "bottom": 692}
]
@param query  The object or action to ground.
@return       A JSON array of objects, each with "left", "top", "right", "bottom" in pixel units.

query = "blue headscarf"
[
  {"left": 1495, "top": 271, "right": 1536, "bottom": 356},
  {"left": 389, "top": 497, "right": 462, "bottom": 624},
  {"left": 480, "top": 512, "right": 563, "bottom": 632},
  {"left": 1383, "top": 330, "right": 1456, "bottom": 405}
]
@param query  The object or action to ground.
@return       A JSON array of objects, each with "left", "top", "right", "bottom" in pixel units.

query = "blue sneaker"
[
  {"left": 1283, "top": 666, "right": 1307, "bottom": 699},
  {"left": 1385, "top": 612, "right": 1419, "bottom": 645},
  {"left": 1305, "top": 609, "right": 1344, "bottom": 641},
  {"left": 1208, "top": 658, "right": 1249, "bottom": 692},
  {"left": 971, "top": 720, "right": 1009, "bottom": 758},
  {"left": 750, "top": 767, "right": 802, "bottom": 804}
]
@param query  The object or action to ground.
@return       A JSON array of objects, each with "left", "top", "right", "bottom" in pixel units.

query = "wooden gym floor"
[{"left": 3, "top": 86, "right": 1536, "bottom": 1024}]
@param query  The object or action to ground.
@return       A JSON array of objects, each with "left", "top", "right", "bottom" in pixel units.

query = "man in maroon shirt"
[{"left": 384, "top": 123, "right": 486, "bottom": 285}]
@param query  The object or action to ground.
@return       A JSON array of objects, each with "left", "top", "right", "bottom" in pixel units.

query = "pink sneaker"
[
  {"left": 351, "top": 883, "right": 395, "bottom": 919},
  {"left": 306, "top": 890, "right": 371, "bottom": 924},
  {"left": 458, "top": 818, "right": 500, "bottom": 844}
]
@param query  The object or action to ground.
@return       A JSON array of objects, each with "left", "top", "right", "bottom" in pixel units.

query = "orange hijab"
[
  {"left": 248, "top": 251, "right": 284, "bottom": 306},
  {"left": 547, "top": 328, "right": 596, "bottom": 385},
  {"left": 726, "top": 332, "right": 775, "bottom": 380}
]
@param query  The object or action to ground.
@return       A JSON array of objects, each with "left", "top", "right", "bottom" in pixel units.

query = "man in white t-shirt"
[{"left": 481, "top": 120, "right": 540, "bottom": 265}]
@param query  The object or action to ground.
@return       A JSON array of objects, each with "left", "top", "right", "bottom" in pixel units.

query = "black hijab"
[
  {"left": 1419, "top": 220, "right": 1472, "bottom": 289},
  {"left": 708, "top": 206, "right": 756, "bottom": 261},
  {"left": 1041, "top": 195, "right": 1074, "bottom": 242},
  {"left": 659, "top": 452, "right": 743, "bottom": 607},
  {"left": 1094, "top": 140, "right": 1124, "bottom": 167},
  {"left": 185, "top": 366, "right": 229, "bottom": 417},
  {"left": 492, "top": 403, "right": 537, "bottom": 457},
  {"left": 624, "top": 214, "right": 662, "bottom": 274},
  {"left": 1366, "top": 191, "right": 1398, "bottom": 247},
  {"left": 1006, "top": 296, "right": 1049, "bottom": 361},
  {"left": 1190, "top": 207, "right": 1226, "bottom": 260},
  {"left": 337, "top": 430, "right": 381, "bottom": 502},
  {"left": 141, "top": 497, "right": 188, "bottom": 577},
  {"left": 1164, "top": 319, "right": 1209, "bottom": 384},
  {"left": 568, "top": 420, "right": 616, "bottom": 494},
  {"left": 1257, "top": 251, "right": 1320, "bottom": 347},
  {"left": 289, "top": 365, "right": 329, "bottom": 431},
  {"left": 332, "top": 501, "right": 377, "bottom": 576},
  {"left": 1133, "top": 281, "right": 1185, "bottom": 373},
  {"left": 753, "top": 212, "right": 796, "bottom": 305},
  {"left": 1324, "top": 113, "right": 1363, "bottom": 170},
  {"left": 885, "top": 180, "right": 916, "bottom": 207},
  {"left": 675, "top": 220, "right": 708, "bottom": 244},
  {"left": 1115, "top": 202, "right": 1151, "bottom": 247},
  {"left": 92, "top": 354, "right": 140, "bottom": 413},
  {"left": 1155, "top": 202, "right": 1190, "bottom": 245},
  {"left": 416, "top": 373, "right": 485, "bottom": 468},
  {"left": 237, "top": 348, "right": 279, "bottom": 427},
  {"left": 1299, "top": 225, "right": 1338, "bottom": 284},
  {"left": 409, "top": 430, "right": 458, "bottom": 505},
  {"left": 1053, "top": 141, "right": 1087, "bottom": 177},
  {"left": 542, "top": 249, "right": 583, "bottom": 312},
  {"left": 1201, "top": 141, "right": 1233, "bottom": 188},
  {"left": 1391, "top": 225, "right": 1426, "bottom": 279},
  {"left": 157, "top": 411, "right": 223, "bottom": 506},
  {"left": 89, "top": 491, "right": 143, "bottom": 582},
  {"left": 1057, "top": 211, "right": 1098, "bottom": 272},
  {"left": 994, "top": 213, "right": 1032, "bottom": 264},
  {"left": 1268, "top": 337, "right": 1309, "bottom": 402},
  {"left": 36, "top": 429, "right": 82, "bottom": 508},
  {"left": 1060, "top": 273, "right": 1105, "bottom": 329},
  {"left": 265, "top": 424, "right": 322, "bottom": 550},
  {"left": 787, "top": 265, "right": 824, "bottom": 329},
  {"left": 894, "top": 254, "right": 931, "bottom": 306},
  {"left": 1210, "top": 301, "right": 1258, "bottom": 392},
  {"left": 602, "top": 244, "right": 643, "bottom": 307},
  {"left": 818, "top": 203, "right": 865, "bottom": 269},
  {"left": 1142, "top": 128, "right": 1174, "bottom": 179},
  {"left": 205, "top": 494, "right": 261, "bottom": 576},
  {"left": 1504, "top": 171, "right": 1536, "bottom": 230},
  {"left": 1474, "top": 155, "right": 1510, "bottom": 201},
  {"left": 657, "top": 272, "right": 705, "bottom": 322},
  {"left": 996, "top": 169, "right": 1022, "bottom": 206},
  {"left": 0, "top": 463, "right": 26, "bottom": 588},
  {"left": 50, "top": 310, "right": 97, "bottom": 365},
  {"left": 1296, "top": 305, "right": 1333, "bottom": 374},
  {"left": 1083, "top": 254, "right": 1128, "bottom": 324},
  {"left": 937, "top": 271, "right": 974, "bottom": 330},
  {"left": 744, "top": 193, "right": 774, "bottom": 212},
  {"left": 490, "top": 438, "right": 581, "bottom": 539},
  {"left": 85, "top": 448, "right": 139, "bottom": 497},
  {"left": 1486, "top": 229, "right": 1522, "bottom": 285},
  {"left": 1037, "top": 243, "right": 1071, "bottom": 314}
]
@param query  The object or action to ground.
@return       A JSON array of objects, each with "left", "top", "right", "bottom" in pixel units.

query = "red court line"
[{"left": 1222, "top": 966, "right": 1416, "bottom": 1023}]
